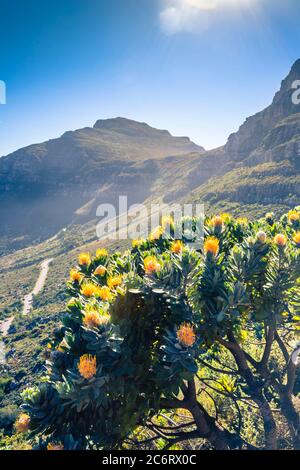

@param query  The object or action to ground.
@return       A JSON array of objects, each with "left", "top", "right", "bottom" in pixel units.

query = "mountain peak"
[{"left": 93, "top": 117, "right": 171, "bottom": 137}]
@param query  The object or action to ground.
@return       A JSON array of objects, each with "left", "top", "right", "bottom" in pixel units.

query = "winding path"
[
  {"left": 0, "top": 258, "right": 53, "bottom": 364},
  {"left": 23, "top": 258, "right": 53, "bottom": 315}
]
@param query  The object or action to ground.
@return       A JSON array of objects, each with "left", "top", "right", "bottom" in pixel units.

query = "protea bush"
[{"left": 19, "top": 208, "right": 300, "bottom": 450}]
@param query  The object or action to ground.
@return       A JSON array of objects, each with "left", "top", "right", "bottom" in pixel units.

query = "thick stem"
[{"left": 222, "top": 331, "right": 278, "bottom": 450}]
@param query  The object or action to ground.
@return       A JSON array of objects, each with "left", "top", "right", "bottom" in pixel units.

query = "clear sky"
[{"left": 0, "top": 0, "right": 300, "bottom": 156}]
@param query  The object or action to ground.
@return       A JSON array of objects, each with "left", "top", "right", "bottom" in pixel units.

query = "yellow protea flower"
[
  {"left": 144, "top": 255, "right": 161, "bottom": 274},
  {"left": 78, "top": 354, "right": 97, "bottom": 380},
  {"left": 83, "top": 309, "right": 110, "bottom": 328},
  {"left": 256, "top": 231, "right": 267, "bottom": 244},
  {"left": 204, "top": 236, "right": 219, "bottom": 256},
  {"left": 265, "top": 212, "right": 274, "bottom": 223},
  {"left": 149, "top": 225, "right": 164, "bottom": 241},
  {"left": 132, "top": 239, "right": 143, "bottom": 248},
  {"left": 293, "top": 232, "right": 300, "bottom": 245},
  {"left": 57, "top": 340, "right": 66, "bottom": 352},
  {"left": 96, "top": 248, "right": 108, "bottom": 258},
  {"left": 78, "top": 252, "right": 91, "bottom": 266},
  {"left": 236, "top": 217, "right": 248, "bottom": 226},
  {"left": 161, "top": 215, "right": 174, "bottom": 230},
  {"left": 274, "top": 233, "right": 287, "bottom": 247},
  {"left": 171, "top": 240, "right": 183, "bottom": 254},
  {"left": 220, "top": 213, "right": 232, "bottom": 224},
  {"left": 47, "top": 442, "right": 64, "bottom": 451},
  {"left": 81, "top": 282, "right": 98, "bottom": 298},
  {"left": 211, "top": 216, "right": 223, "bottom": 228},
  {"left": 94, "top": 265, "right": 107, "bottom": 276},
  {"left": 97, "top": 285, "right": 112, "bottom": 301},
  {"left": 107, "top": 275, "right": 123, "bottom": 290},
  {"left": 288, "top": 210, "right": 300, "bottom": 223},
  {"left": 177, "top": 323, "right": 196, "bottom": 348},
  {"left": 15, "top": 413, "right": 30, "bottom": 433},
  {"left": 70, "top": 269, "right": 82, "bottom": 282}
]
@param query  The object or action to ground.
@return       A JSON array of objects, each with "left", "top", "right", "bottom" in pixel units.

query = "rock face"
[
  {"left": 226, "top": 59, "right": 300, "bottom": 161},
  {"left": 0, "top": 61, "right": 300, "bottom": 249}
]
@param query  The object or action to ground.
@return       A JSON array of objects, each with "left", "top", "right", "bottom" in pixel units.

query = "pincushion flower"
[
  {"left": 256, "top": 231, "right": 267, "bottom": 244},
  {"left": 96, "top": 248, "right": 108, "bottom": 258},
  {"left": 274, "top": 234, "right": 287, "bottom": 247},
  {"left": 78, "top": 252, "right": 91, "bottom": 266},
  {"left": 177, "top": 323, "right": 196, "bottom": 348},
  {"left": 47, "top": 442, "right": 64, "bottom": 451},
  {"left": 236, "top": 217, "right": 248, "bottom": 226},
  {"left": 15, "top": 413, "right": 30, "bottom": 433},
  {"left": 83, "top": 309, "right": 110, "bottom": 328},
  {"left": 144, "top": 255, "right": 161, "bottom": 274},
  {"left": 212, "top": 216, "right": 223, "bottom": 228},
  {"left": 70, "top": 269, "right": 82, "bottom": 282},
  {"left": 293, "top": 232, "right": 300, "bottom": 246},
  {"left": 220, "top": 213, "right": 232, "bottom": 223},
  {"left": 171, "top": 240, "right": 183, "bottom": 254},
  {"left": 132, "top": 239, "right": 143, "bottom": 248},
  {"left": 98, "top": 285, "right": 112, "bottom": 301},
  {"left": 288, "top": 210, "right": 300, "bottom": 223},
  {"left": 94, "top": 265, "right": 107, "bottom": 276},
  {"left": 204, "top": 236, "right": 219, "bottom": 257},
  {"left": 265, "top": 212, "right": 274, "bottom": 223},
  {"left": 161, "top": 215, "right": 174, "bottom": 230},
  {"left": 149, "top": 225, "right": 164, "bottom": 241},
  {"left": 78, "top": 354, "right": 97, "bottom": 380},
  {"left": 107, "top": 275, "right": 123, "bottom": 290},
  {"left": 81, "top": 282, "right": 98, "bottom": 297}
]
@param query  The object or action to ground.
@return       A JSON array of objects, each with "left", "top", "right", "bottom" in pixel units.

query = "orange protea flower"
[
  {"left": 177, "top": 323, "right": 196, "bottom": 348},
  {"left": 212, "top": 216, "right": 223, "bottom": 228},
  {"left": 78, "top": 252, "right": 91, "bottom": 266},
  {"left": 144, "top": 255, "right": 161, "bottom": 274},
  {"left": 47, "top": 442, "right": 64, "bottom": 451},
  {"left": 107, "top": 275, "right": 123, "bottom": 290},
  {"left": 96, "top": 248, "right": 108, "bottom": 258},
  {"left": 204, "top": 236, "right": 219, "bottom": 256},
  {"left": 81, "top": 282, "right": 98, "bottom": 297},
  {"left": 256, "top": 231, "right": 267, "bottom": 244},
  {"left": 94, "top": 265, "right": 107, "bottom": 276},
  {"left": 293, "top": 232, "right": 300, "bottom": 245},
  {"left": 83, "top": 309, "right": 110, "bottom": 328},
  {"left": 149, "top": 225, "right": 164, "bottom": 241},
  {"left": 70, "top": 269, "right": 82, "bottom": 282},
  {"left": 97, "top": 285, "right": 112, "bottom": 301},
  {"left": 15, "top": 413, "right": 30, "bottom": 433},
  {"left": 288, "top": 210, "right": 300, "bottom": 223},
  {"left": 171, "top": 240, "right": 183, "bottom": 254},
  {"left": 78, "top": 354, "right": 97, "bottom": 380},
  {"left": 274, "top": 234, "right": 287, "bottom": 247}
]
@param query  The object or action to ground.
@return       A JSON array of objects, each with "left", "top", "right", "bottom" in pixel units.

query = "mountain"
[
  {"left": 0, "top": 117, "right": 203, "bottom": 249},
  {"left": 1, "top": 61, "right": 300, "bottom": 254},
  {"left": 185, "top": 59, "right": 300, "bottom": 216}
]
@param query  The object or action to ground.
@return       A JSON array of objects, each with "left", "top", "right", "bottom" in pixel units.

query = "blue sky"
[{"left": 0, "top": 0, "right": 300, "bottom": 155}]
